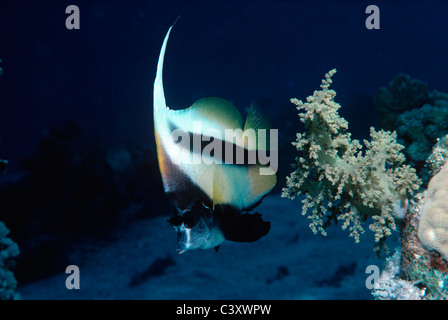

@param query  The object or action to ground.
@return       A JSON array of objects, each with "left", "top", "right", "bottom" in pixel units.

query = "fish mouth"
[{"left": 177, "top": 248, "right": 186, "bottom": 254}]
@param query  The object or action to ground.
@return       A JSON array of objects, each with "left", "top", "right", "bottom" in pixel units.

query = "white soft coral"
[{"left": 283, "top": 69, "right": 422, "bottom": 253}]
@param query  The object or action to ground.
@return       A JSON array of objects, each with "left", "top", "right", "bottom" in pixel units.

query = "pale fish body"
[{"left": 153, "top": 23, "right": 277, "bottom": 253}]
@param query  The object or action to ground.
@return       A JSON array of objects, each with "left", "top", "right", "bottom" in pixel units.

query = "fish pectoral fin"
[
  {"left": 243, "top": 104, "right": 273, "bottom": 151},
  {"left": 247, "top": 164, "right": 277, "bottom": 206},
  {"left": 214, "top": 245, "right": 220, "bottom": 252},
  {"left": 210, "top": 163, "right": 277, "bottom": 211}
]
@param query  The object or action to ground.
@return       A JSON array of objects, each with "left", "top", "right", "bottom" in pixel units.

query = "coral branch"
[{"left": 282, "top": 69, "right": 421, "bottom": 254}]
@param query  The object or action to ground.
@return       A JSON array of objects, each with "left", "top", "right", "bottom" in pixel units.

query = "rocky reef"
[
  {"left": 0, "top": 220, "right": 20, "bottom": 299},
  {"left": 284, "top": 70, "right": 448, "bottom": 299},
  {"left": 375, "top": 74, "right": 448, "bottom": 186}
]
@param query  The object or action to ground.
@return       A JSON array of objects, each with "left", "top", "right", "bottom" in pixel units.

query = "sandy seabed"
[{"left": 18, "top": 194, "right": 392, "bottom": 300}]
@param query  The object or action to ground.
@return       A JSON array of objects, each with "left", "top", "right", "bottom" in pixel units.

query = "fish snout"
[
  {"left": 176, "top": 241, "right": 188, "bottom": 254},
  {"left": 176, "top": 225, "right": 192, "bottom": 254}
]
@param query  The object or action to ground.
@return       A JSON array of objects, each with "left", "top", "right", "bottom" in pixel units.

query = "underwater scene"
[{"left": 1, "top": 0, "right": 448, "bottom": 302}]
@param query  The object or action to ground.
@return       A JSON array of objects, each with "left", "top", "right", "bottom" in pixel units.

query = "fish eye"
[{"left": 183, "top": 212, "right": 198, "bottom": 228}]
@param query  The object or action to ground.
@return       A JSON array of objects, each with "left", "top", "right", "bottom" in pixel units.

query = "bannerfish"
[{"left": 153, "top": 23, "right": 277, "bottom": 254}]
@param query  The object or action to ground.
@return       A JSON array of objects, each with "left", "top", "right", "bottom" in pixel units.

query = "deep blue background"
[
  {"left": 1, "top": 0, "right": 447, "bottom": 170},
  {"left": 1, "top": 0, "right": 448, "bottom": 294}
]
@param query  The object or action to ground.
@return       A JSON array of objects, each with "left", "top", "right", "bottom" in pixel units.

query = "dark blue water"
[{"left": 0, "top": 0, "right": 446, "bottom": 300}]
